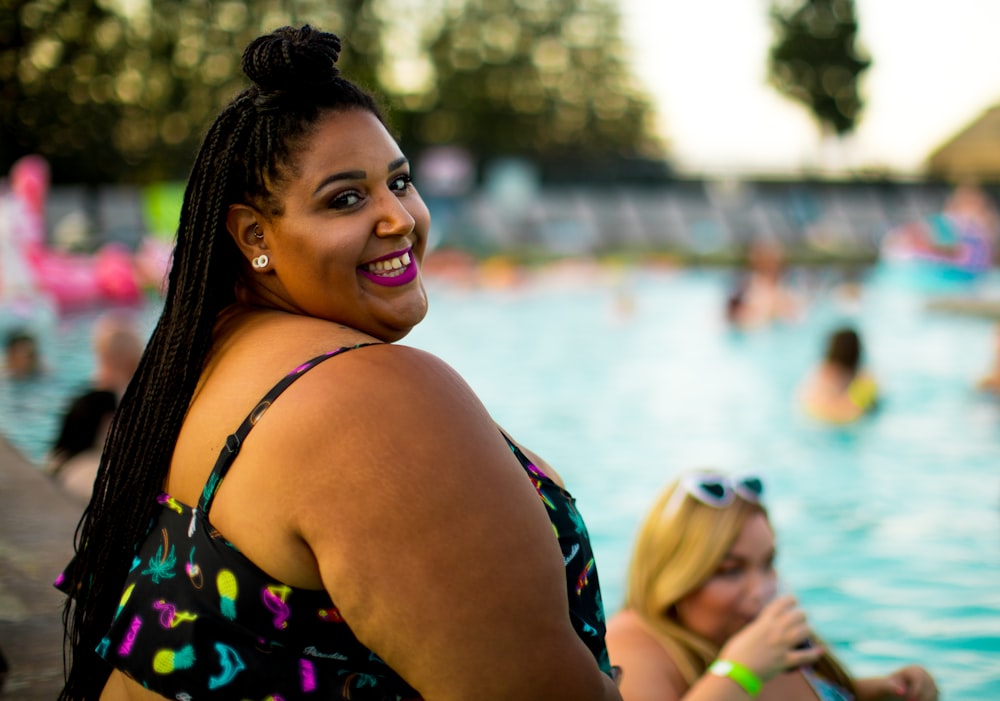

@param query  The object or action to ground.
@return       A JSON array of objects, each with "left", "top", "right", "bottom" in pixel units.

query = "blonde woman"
[{"left": 606, "top": 473, "right": 937, "bottom": 701}]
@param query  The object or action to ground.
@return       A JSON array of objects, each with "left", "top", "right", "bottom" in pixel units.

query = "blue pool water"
[{"left": 3, "top": 265, "right": 999, "bottom": 698}]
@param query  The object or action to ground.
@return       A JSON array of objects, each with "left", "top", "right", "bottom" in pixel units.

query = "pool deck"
[{"left": 0, "top": 435, "right": 79, "bottom": 699}]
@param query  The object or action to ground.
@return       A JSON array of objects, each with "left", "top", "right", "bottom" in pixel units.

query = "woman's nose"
[
  {"left": 749, "top": 570, "right": 777, "bottom": 607},
  {"left": 374, "top": 191, "right": 415, "bottom": 237}
]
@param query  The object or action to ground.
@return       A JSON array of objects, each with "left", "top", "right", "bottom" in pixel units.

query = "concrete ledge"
[
  {"left": 0, "top": 435, "right": 82, "bottom": 699},
  {"left": 925, "top": 296, "right": 1000, "bottom": 319}
]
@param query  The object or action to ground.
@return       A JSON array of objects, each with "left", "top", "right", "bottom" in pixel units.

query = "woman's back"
[
  {"left": 100, "top": 310, "right": 389, "bottom": 698},
  {"left": 165, "top": 309, "right": 369, "bottom": 591},
  {"left": 101, "top": 307, "right": 614, "bottom": 699}
]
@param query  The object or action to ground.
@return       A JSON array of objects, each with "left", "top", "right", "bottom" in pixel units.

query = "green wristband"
[{"left": 708, "top": 659, "right": 763, "bottom": 697}]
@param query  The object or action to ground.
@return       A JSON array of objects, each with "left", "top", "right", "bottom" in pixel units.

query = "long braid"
[
  {"left": 58, "top": 25, "right": 383, "bottom": 699},
  {"left": 58, "top": 99, "right": 253, "bottom": 699}
]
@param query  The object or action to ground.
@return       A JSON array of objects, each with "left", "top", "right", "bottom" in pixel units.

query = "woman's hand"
[
  {"left": 857, "top": 665, "right": 939, "bottom": 701},
  {"left": 717, "top": 594, "right": 825, "bottom": 683}
]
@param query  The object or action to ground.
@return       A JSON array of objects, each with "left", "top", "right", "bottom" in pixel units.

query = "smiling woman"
[
  {"left": 225, "top": 109, "right": 430, "bottom": 340},
  {"left": 57, "top": 25, "right": 622, "bottom": 701}
]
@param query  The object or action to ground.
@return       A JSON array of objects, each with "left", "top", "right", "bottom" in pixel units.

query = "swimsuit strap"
[
  {"left": 197, "top": 343, "right": 378, "bottom": 513},
  {"left": 499, "top": 429, "right": 553, "bottom": 482}
]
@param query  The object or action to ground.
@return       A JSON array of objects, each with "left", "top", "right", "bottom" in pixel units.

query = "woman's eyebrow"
[
  {"left": 312, "top": 157, "right": 409, "bottom": 195},
  {"left": 313, "top": 170, "right": 365, "bottom": 195}
]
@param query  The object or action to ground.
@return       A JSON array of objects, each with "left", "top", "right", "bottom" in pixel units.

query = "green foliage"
[
  {"left": 386, "top": 0, "right": 665, "bottom": 178},
  {"left": 767, "top": 0, "right": 871, "bottom": 136},
  {"left": 0, "top": 0, "right": 383, "bottom": 183},
  {"left": 0, "top": 0, "right": 664, "bottom": 184},
  {"left": 2, "top": 0, "right": 125, "bottom": 182}
]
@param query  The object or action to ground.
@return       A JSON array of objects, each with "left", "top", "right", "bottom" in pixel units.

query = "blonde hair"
[{"left": 623, "top": 472, "right": 855, "bottom": 694}]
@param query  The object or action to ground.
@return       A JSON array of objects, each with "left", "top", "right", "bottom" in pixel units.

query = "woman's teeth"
[{"left": 366, "top": 252, "right": 411, "bottom": 276}]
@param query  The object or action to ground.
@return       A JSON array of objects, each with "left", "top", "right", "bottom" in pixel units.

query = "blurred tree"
[
  {"left": 767, "top": 0, "right": 871, "bottom": 136},
  {"left": 1, "top": 0, "right": 128, "bottom": 182},
  {"left": 380, "top": 0, "right": 667, "bottom": 182},
  {"left": 0, "top": 0, "right": 384, "bottom": 184},
  {"left": 1, "top": 0, "right": 664, "bottom": 184}
]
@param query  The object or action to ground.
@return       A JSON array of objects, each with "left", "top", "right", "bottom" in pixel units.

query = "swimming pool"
[
  {"left": 4, "top": 264, "right": 999, "bottom": 698},
  {"left": 0, "top": 301, "right": 160, "bottom": 468}
]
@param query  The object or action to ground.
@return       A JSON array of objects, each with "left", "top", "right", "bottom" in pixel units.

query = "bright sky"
[{"left": 618, "top": 0, "right": 1000, "bottom": 177}]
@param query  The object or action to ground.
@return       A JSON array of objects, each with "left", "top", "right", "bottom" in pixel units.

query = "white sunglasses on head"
[{"left": 665, "top": 473, "right": 765, "bottom": 514}]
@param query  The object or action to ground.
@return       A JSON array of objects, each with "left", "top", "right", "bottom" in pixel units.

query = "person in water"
[
  {"left": 975, "top": 323, "right": 1000, "bottom": 394},
  {"left": 45, "top": 311, "right": 145, "bottom": 502},
  {"left": 799, "top": 326, "right": 878, "bottom": 423},
  {"left": 725, "top": 238, "right": 804, "bottom": 331},
  {"left": 3, "top": 329, "right": 42, "bottom": 380},
  {"left": 57, "top": 25, "right": 620, "bottom": 701},
  {"left": 606, "top": 471, "right": 938, "bottom": 701}
]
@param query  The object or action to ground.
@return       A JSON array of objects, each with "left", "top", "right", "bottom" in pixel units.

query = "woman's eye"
[
  {"left": 716, "top": 565, "right": 744, "bottom": 579},
  {"left": 330, "top": 191, "right": 362, "bottom": 209},
  {"left": 389, "top": 174, "right": 413, "bottom": 193}
]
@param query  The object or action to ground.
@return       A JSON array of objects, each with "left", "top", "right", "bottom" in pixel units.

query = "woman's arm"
[
  {"left": 853, "top": 665, "right": 938, "bottom": 701},
  {"left": 608, "top": 598, "right": 826, "bottom": 701},
  {"left": 607, "top": 614, "right": 776, "bottom": 701},
  {"left": 288, "top": 345, "right": 620, "bottom": 701}
]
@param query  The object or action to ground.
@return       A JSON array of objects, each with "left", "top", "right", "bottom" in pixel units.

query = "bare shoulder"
[
  {"left": 269, "top": 342, "right": 520, "bottom": 506},
  {"left": 607, "top": 609, "right": 666, "bottom": 656},
  {"left": 245, "top": 344, "right": 613, "bottom": 698},
  {"left": 284, "top": 340, "right": 465, "bottom": 386},
  {"left": 218, "top": 342, "right": 501, "bottom": 521},
  {"left": 285, "top": 342, "right": 490, "bottom": 429},
  {"left": 606, "top": 610, "right": 686, "bottom": 701},
  {"left": 252, "top": 338, "right": 538, "bottom": 541}
]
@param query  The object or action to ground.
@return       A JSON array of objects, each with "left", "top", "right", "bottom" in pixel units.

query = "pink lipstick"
[{"left": 358, "top": 248, "right": 418, "bottom": 287}]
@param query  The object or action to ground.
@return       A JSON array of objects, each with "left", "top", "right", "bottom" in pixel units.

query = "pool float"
[
  {"left": 846, "top": 375, "right": 878, "bottom": 412},
  {"left": 25, "top": 243, "right": 143, "bottom": 310},
  {"left": 879, "top": 183, "right": 998, "bottom": 291},
  {"left": 1, "top": 155, "right": 149, "bottom": 314},
  {"left": 882, "top": 212, "right": 991, "bottom": 273},
  {"left": 878, "top": 211, "right": 994, "bottom": 291}
]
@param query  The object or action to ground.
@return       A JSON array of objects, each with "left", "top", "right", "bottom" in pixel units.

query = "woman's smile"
[
  {"left": 238, "top": 109, "right": 431, "bottom": 341},
  {"left": 359, "top": 248, "right": 418, "bottom": 287}
]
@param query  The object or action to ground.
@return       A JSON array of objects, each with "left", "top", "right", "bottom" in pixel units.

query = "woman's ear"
[{"left": 226, "top": 204, "right": 267, "bottom": 262}]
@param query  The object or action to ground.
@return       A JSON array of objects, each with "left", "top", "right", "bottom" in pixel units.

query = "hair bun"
[{"left": 242, "top": 25, "right": 342, "bottom": 93}]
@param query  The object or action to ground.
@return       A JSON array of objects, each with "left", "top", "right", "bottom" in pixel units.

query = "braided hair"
[{"left": 59, "top": 26, "right": 382, "bottom": 699}]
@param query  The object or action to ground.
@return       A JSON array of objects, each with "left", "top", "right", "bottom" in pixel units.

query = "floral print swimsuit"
[{"left": 96, "top": 345, "right": 613, "bottom": 700}]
